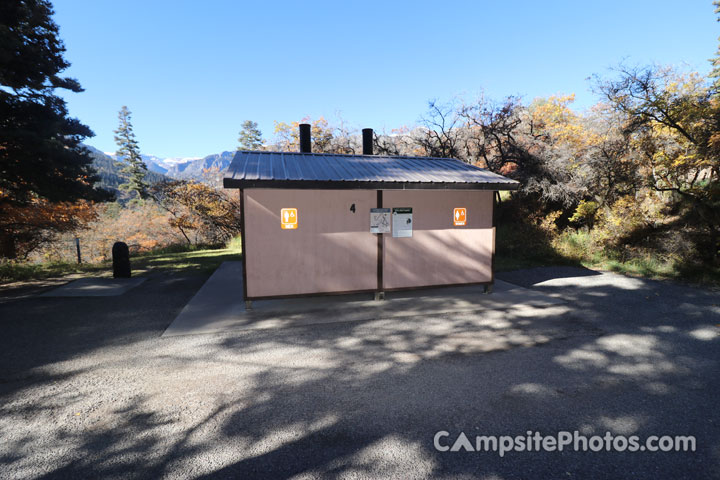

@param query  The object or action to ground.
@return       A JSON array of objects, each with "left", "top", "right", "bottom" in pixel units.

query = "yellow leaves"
[
  {"left": 273, "top": 116, "right": 336, "bottom": 152},
  {"left": 593, "top": 195, "right": 653, "bottom": 242},
  {"left": 672, "top": 153, "right": 697, "bottom": 168},
  {"left": 539, "top": 210, "right": 562, "bottom": 234},
  {"left": 650, "top": 122, "right": 677, "bottom": 137},
  {"left": 531, "top": 94, "right": 576, "bottom": 118},
  {"left": 530, "top": 93, "right": 593, "bottom": 150},
  {"left": 665, "top": 71, "right": 706, "bottom": 96},
  {"left": 569, "top": 200, "right": 599, "bottom": 225}
]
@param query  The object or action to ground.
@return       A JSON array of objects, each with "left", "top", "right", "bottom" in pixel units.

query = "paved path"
[
  {"left": 41, "top": 277, "right": 146, "bottom": 297},
  {"left": 163, "top": 262, "right": 565, "bottom": 337},
  {"left": 0, "top": 266, "right": 718, "bottom": 479}
]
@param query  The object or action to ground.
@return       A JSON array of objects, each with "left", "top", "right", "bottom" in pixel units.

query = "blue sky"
[{"left": 53, "top": 0, "right": 717, "bottom": 158}]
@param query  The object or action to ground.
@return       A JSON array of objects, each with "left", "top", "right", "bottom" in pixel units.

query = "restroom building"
[{"left": 223, "top": 125, "right": 519, "bottom": 300}]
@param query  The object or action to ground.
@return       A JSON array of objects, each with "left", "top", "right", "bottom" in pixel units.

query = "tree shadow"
[
  {"left": 497, "top": 266, "right": 602, "bottom": 288},
  {"left": 0, "top": 257, "right": 718, "bottom": 478}
]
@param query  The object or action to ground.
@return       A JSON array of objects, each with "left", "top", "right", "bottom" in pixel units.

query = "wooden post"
[{"left": 375, "top": 190, "right": 385, "bottom": 301}]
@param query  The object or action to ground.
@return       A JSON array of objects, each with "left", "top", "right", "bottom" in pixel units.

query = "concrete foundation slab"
[
  {"left": 41, "top": 277, "right": 146, "bottom": 297},
  {"left": 163, "top": 262, "right": 566, "bottom": 337}
]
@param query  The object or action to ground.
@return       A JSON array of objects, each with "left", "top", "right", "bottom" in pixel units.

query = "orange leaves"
[
  {"left": 0, "top": 198, "right": 99, "bottom": 258},
  {"left": 70, "top": 202, "right": 183, "bottom": 262},
  {"left": 1, "top": 198, "right": 97, "bottom": 231},
  {"left": 708, "top": 132, "right": 720, "bottom": 154},
  {"left": 150, "top": 180, "right": 241, "bottom": 244}
]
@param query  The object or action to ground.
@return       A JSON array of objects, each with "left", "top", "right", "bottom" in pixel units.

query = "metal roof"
[{"left": 223, "top": 151, "right": 519, "bottom": 190}]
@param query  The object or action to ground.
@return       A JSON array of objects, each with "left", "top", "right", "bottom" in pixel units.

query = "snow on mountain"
[
  {"left": 91, "top": 145, "right": 235, "bottom": 182},
  {"left": 162, "top": 156, "right": 202, "bottom": 166},
  {"left": 163, "top": 151, "right": 235, "bottom": 180},
  {"left": 141, "top": 155, "right": 169, "bottom": 174}
]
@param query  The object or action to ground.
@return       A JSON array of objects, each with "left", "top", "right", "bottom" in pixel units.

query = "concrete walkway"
[
  {"left": 41, "top": 277, "right": 146, "bottom": 297},
  {"left": 162, "top": 261, "right": 565, "bottom": 337}
]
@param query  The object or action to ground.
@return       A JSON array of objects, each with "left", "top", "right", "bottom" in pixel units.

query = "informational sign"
[
  {"left": 392, "top": 207, "right": 413, "bottom": 238},
  {"left": 370, "top": 208, "right": 391, "bottom": 234},
  {"left": 453, "top": 207, "right": 467, "bottom": 226},
  {"left": 281, "top": 208, "right": 298, "bottom": 229}
]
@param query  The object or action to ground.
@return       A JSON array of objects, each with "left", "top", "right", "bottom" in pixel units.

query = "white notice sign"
[
  {"left": 392, "top": 207, "right": 413, "bottom": 238},
  {"left": 370, "top": 208, "right": 391, "bottom": 234}
]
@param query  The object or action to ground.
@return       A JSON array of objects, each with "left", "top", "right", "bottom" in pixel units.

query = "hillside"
[
  {"left": 85, "top": 145, "right": 235, "bottom": 184},
  {"left": 85, "top": 145, "right": 170, "bottom": 196}
]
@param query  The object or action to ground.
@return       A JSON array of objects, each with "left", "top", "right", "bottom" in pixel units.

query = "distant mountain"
[
  {"left": 88, "top": 145, "right": 235, "bottom": 183},
  {"left": 164, "top": 151, "right": 235, "bottom": 180},
  {"left": 140, "top": 154, "right": 169, "bottom": 175},
  {"left": 84, "top": 145, "right": 170, "bottom": 196}
]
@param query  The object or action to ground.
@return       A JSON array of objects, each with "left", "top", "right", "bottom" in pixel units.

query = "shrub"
[{"left": 569, "top": 200, "right": 599, "bottom": 227}]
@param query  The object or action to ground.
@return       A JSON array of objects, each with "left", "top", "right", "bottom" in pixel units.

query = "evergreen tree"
[
  {"left": 237, "top": 120, "right": 263, "bottom": 150},
  {"left": 0, "top": 0, "right": 109, "bottom": 258},
  {"left": 114, "top": 106, "right": 148, "bottom": 201}
]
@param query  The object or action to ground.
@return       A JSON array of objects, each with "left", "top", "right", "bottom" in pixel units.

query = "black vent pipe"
[
  {"left": 362, "top": 128, "right": 373, "bottom": 155},
  {"left": 299, "top": 123, "right": 311, "bottom": 153}
]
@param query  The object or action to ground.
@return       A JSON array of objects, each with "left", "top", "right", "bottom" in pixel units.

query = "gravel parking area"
[{"left": 0, "top": 267, "right": 718, "bottom": 479}]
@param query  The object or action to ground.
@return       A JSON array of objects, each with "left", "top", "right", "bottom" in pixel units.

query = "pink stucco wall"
[
  {"left": 243, "top": 188, "right": 495, "bottom": 298},
  {"left": 243, "top": 189, "right": 377, "bottom": 297},
  {"left": 382, "top": 190, "right": 494, "bottom": 289}
]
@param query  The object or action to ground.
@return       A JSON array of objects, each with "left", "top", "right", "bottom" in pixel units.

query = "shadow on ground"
[
  {"left": 0, "top": 266, "right": 718, "bottom": 479},
  {"left": 497, "top": 266, "right": 602, "bottom": 288},
  {"left": 131, "top": 249, "right": 242, "bottom": 276}
]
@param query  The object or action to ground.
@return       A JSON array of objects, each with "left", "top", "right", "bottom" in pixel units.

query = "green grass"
[
  {"left": 494, "top": 222, "right": 581, "bottom": 272},
  {"left": 0, "top": 240, "right": 242, "bottom": 284},
  {"left": 130, "top": 247, "right": 241, "bottom": 276},
  {"left": 495, "top": 223, "right": 720, "bottom": 286},
  {"left": 552, "top": 229, "right": 720, "bottom": 285},
  {"left": 495, "top": 221, "right": 720, "bottom": 286},
  {"left": 3, "top": 229, "right": 717, "bottom": 288},
  {"left": 587, "top": 255, "right": 720, "bottom": 286},
  {"left": 0, "top": 260, "right": 109, "bottom": 284},
  {"left": 225, "top": 236, "right": 243, "bottom": 251}
]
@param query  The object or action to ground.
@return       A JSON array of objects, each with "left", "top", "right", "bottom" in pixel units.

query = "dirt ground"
[{"left": 0, "top": 266, "right": 718, "bottom": 479}]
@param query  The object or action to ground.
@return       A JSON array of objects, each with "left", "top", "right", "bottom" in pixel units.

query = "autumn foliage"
[
  {"left": 0, "top": 198, "right": 97, "bottom": 259},
  {"left": 150, "top": 180, "right": 242, "bottom": 245},
  {"left": 3, "top": 2, "right": 719, "bottom": 280}
]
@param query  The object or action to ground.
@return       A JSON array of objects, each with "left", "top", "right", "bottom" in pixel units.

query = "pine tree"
[
  {"left": 114, "top": 106, "right": 148, "bottom": 202},
  {"left": 237, "top": 120, "right": 263, "bottom": 150},
  {"left": 0, "top": 0, "right": 110, "bottom": 258}
]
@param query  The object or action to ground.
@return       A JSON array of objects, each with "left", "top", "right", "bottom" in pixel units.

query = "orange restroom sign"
[
  {"left": 453, "top": 207, "right": 467, "bottom": 226},
  {"left": 281, "top": 208, "right": 298, "bottom": 229}
]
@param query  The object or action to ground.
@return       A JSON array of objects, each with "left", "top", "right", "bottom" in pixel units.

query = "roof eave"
[{"left": 222, "top": 178, "right": 520, "bottom": 191}]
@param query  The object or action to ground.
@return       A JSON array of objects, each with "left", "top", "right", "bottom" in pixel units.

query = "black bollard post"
[
  {"left": 75, "top": 237, "right": 81, "bottom": 264},
  {"left": 112, "top": 242, "right": 131, "bottom": 278}
]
